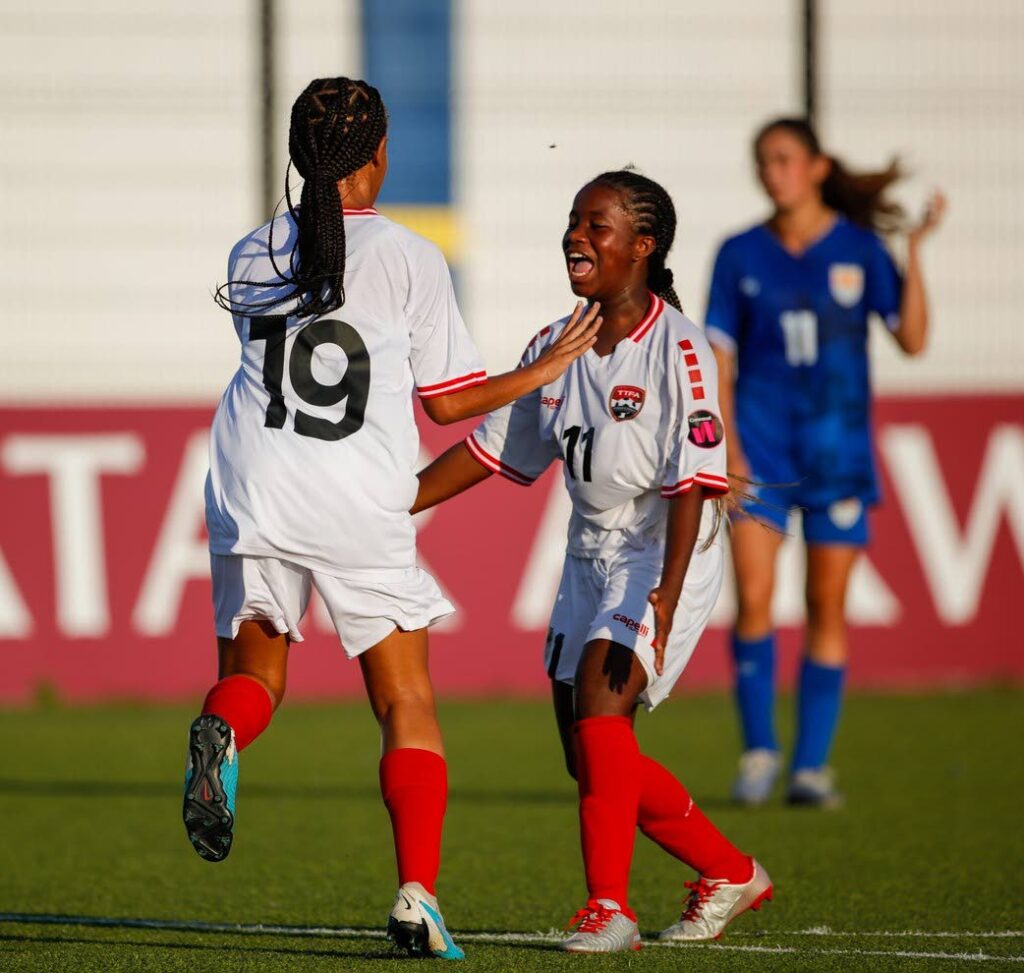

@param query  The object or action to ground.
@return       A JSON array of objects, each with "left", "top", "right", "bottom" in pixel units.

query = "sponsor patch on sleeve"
[{"left": 687, "top": 410, "right": 724, "bottom": 448}]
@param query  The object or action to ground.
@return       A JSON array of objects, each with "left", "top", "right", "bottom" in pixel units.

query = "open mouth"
[{"left": 566, "top": 251, "right": 595, "bottom": 280}]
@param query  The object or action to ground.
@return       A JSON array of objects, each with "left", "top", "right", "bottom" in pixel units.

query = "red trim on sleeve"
[
  {"left": 692, "top": 387, "right": 706, "bottom": 401},
  {"left": 661, "top": 472, "right": 729, "bottom": 498},
  {"left": 687, "top": 369, "right": 703, "bottom": 384},
  {"left": 684, "top": 352, "right": 699, "bottom": 367},
  {"left": 678, "top": 339, "right": 694, "bottom": 351},
  {"left": 417, "top": 371, "right": 488, "bottom": 399},
  {"left": 464, "top": 434, "right": 534, "bottom": 486}
]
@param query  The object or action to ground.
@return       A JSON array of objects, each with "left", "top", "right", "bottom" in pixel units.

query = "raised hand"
[
  {"left": 909, "top": 190, "right": 947, "bottom": 246},
  {"left": 530, "top": 302, "right": 602, "bottom": 384}
]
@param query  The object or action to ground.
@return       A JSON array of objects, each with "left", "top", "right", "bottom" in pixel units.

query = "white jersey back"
[
  {"left": 468, "top": 295, "right": 727, "bottom": 557},
  {"left": 206, "top": 208, "right": 485, "bottom": 576}
]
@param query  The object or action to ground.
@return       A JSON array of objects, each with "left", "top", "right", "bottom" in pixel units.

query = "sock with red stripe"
[
  {"left": 379, "top": 748, "right": 448, "bottom": 895},
  {"left": 575, "top": 716, "right": 641, "bottom": 912},
  {"left": 201, "top": 674, "right": 274, "bottom": 752},
  {"left": 637, "top": 754, "right": 752, "bottom": 883}
]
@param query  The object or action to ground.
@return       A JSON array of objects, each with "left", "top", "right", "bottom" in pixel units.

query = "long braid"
[
  {"left": 215, "top": 78, "right": 388, "bottom": 317},
  {"left": 590, "top": 169, "right": 728, "bottom": 549},
  {"left": 589, "top": 169, "right": 683, "bottom": 311}
]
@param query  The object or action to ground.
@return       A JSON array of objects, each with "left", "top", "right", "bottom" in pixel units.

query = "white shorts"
[
  {"left": 544, "top": 537, "right": 724, "bottom": 711},
  {"left": 210, "top": 555, "right": 455, "bottom": 658}
]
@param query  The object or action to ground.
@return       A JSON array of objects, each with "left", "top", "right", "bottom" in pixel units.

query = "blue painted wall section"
[{"left": 362, "top": 0, "right": 451, "bottom": 207}]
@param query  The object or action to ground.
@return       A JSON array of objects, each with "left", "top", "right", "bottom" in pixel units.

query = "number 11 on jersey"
[{"left": 562, "top": 425, "right": 594, "bottom": 481}]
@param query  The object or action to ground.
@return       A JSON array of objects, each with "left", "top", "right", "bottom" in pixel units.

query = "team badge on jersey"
[
  {"left": 687, "top": 410, "right": 723, "bottom": 448},
  {"left": 609, "top": 385, "right": 645, "bottom": 421},
  {"left": 828, "top": 263, "right": 864, "bottom": 308}
]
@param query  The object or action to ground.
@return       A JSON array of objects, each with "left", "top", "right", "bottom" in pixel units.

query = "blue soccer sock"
[
  {"left": 792, "top": 659, "right": 846, "bottom": 771},
  {"left": 731, "top": 632, "right": 778, "bottom": 752}
]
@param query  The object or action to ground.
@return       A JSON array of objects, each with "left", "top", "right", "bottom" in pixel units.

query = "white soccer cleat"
[
  {"left": 386, "top": 881, "right": 464, "bottom": 960},
  {"left": 562, "top": 899, "right": 642, "bottom": 953},
  {"left": 731, "top": 748, "right": 781, "bottom": 806},
  {"left": 658, "top": 858, "right": 773, "bottom": 942},
  {"left": 787, "top": 767, "right": 845, "bottom": 809}
]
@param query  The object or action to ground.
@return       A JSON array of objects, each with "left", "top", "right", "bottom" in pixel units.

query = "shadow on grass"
[
  {"left": 0, "top": 931, "right": 399, "bottom": 961},
  {"left": 0, "top": 778, "right": 574, "bottom": 806}
]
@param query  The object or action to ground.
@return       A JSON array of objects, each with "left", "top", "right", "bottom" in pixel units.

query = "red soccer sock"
[
  {"left": 201, "top": 674, "right": 274, "bottom": 752},
  {"left": 637, "top": 754, "right": 753, "bottom": 883},
  {"left": 574, "top": 716, "right": 641, "bottom": 911},
  {"left": 379, "top": 748, "right": 448, "bottom": 896}
]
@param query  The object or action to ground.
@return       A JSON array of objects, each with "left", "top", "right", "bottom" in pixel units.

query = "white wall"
[
  {"left": 457, "top": 1, "right": 800, "bottom": 372},
  {"left": 0, "top": 0, "right": 359, "bottom": 403},
  {"left": 1, "top": 0, "right": 1021, "bottom": 401},
  {"left": 822, "top": 0, "right": 1024, "bottom": 391}
]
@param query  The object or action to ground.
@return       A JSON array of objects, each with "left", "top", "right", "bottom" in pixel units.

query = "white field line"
[{"left": 0, "top": 913, "right": 1021, "bottom": 964}]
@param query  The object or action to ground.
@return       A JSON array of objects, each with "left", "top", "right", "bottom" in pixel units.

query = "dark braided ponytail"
[
  {"left": 215, "top": 77, "right": 388, "bottom": 317},
  {"left": 588, "top": 169, "right": 683, "bottom": 312}
]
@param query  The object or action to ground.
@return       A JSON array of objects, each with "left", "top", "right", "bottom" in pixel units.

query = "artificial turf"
[{"left": 0, "top": 690, "right": 1021, "bottom": 971}]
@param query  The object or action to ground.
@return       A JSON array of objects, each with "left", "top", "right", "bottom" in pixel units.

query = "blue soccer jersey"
[{"left": 705, "top": 217, "right": 902, "bottom": 511}]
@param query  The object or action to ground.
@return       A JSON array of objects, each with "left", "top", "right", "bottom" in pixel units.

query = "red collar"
[{"left": 626, "top": 292, "right": 664, "bottom": 343}]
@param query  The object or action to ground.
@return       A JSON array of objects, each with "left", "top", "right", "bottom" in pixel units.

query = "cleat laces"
[
  {"left": 565, "top": 902, "right": 616, "bottom": 934},
  {"left": 681, "top": 878, "right": 725, "bottom": 922}
]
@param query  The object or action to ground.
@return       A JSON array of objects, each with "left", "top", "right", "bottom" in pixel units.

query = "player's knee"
[{"left": 372, "top": 685, "right": 436, "bottom": 728}]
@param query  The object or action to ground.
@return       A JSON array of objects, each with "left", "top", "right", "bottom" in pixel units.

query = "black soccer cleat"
[{"left": 182, "top": 714, "right": 238, "bottom": 862}]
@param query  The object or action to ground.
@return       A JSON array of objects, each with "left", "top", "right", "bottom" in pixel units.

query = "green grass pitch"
[{"left": 0, "top": 690, "right": 1021, "bottom": 971}]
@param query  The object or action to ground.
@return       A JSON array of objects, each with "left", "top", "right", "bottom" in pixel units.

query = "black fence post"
[{"left": 258, "top": 0, "right": 277, "bottom": 222}]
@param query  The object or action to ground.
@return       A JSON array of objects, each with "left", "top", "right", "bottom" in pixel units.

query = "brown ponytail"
[{"left": 755, "top": 117, "right": 906, "bottom": 234}]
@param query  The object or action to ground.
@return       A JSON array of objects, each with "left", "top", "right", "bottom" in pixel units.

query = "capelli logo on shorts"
[
  {"left": 540, "top": 396, "right": 563, "bottom": 409},
  {"left": 613, "top": 613, "right": 650, "bottom": 637}
]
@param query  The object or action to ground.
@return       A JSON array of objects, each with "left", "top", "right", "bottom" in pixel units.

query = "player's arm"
[
  {"left": 421, "top": 302, "right": 601, "bottom": 425},
  {"left": 889, "top": 190, "right": 946, "bottom": 357},
  {"left": 411, "top": 442, "right": 493, "bottom": 515},
  {"left": 648, "top": 487, "right": 706, "bottom": 675}
]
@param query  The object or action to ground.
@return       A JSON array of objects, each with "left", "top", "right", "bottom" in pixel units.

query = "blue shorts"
[{"left": 735, "top": 483, "right": 870, "bottom": 546}]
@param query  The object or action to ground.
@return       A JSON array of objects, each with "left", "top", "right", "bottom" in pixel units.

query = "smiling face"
[
  {"left": 562, "top": 182, "right": 655, "bottom": 302},
  {"left": 755, "top": 126, "right": 831, "bottom": 212}
]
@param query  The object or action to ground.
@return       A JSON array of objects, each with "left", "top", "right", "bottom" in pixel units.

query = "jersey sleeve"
[
  {"left": 464, "top": 327, "right": 560, "bottom": 487},
  {"left": 407, "top": 243, "right": 488, "bottom": 398},
  {"left": 661, "top": 331, "right": 730, "bottom": 499},
  {"left": 865, "top": 233, "right": 903, "bottom": 332},
  {"left": 704, "top": 240, "right": 742, "bottom": 355}
]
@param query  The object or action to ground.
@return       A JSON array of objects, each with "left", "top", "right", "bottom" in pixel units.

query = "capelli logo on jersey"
[
  {"left": 613, "top": 613, "right": 650, "bottom": 637},
  {"left": 540, "top": 396, "right": 563, "bottom": 410},
  {"left": 687, "top": 410, "right": 724, "bottom": 448},
  {"left": 609, "top": 385, "right": 645, "bottom": 421}
]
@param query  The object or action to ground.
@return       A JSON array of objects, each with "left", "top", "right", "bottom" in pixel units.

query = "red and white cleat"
[
  {"left": 561, "top": 899, "right": 642, "bottom": 953},
  {"left": 658, "top": 858, "right": 773, "bottom": 942}
]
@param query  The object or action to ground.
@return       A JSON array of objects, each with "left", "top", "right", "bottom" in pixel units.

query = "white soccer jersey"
[
  {"left": 205, "top": 208, "right": 486, "bottom": 576},
  {"left": 468, "top": 294, "right": 728, "bottom": 557}
]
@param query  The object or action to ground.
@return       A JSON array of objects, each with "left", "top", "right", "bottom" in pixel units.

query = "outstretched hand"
[
  {"left": 647, "top": 585, "right": 680, "bottom": 676},
  {"left": 909, "top": 190, "right": 947, "bottom": 246},
  {"left": 530, "top": 302, "right": 602, "bottom": 384}
]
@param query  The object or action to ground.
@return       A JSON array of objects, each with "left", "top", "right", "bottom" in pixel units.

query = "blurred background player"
[
  {"left": 184, "top": 76, "right": 600, "bottom": 959},
  {"left": 706, "top": 117, "right": 947, "bottom": 808},
  {"left": 414, "top": 171, "right": 771, "bottom": 952}
]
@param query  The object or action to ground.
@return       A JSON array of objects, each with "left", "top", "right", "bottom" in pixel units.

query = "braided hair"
[
  {"left": 216, "top": 77, "right": 388, "bottom": 317},
  {"left": 588, "top": 169, "right": 683, "bottom": 312}
]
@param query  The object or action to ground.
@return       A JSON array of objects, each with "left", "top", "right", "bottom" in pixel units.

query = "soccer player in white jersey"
[
  {"left": 413, "top": 171, "right": 772, "bottom": 952},
  {"left": 182, "top": 78, "right": 600, "bottom": 961}
]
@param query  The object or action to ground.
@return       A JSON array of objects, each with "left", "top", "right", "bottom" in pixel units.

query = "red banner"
[{"left": 0, "top": 398, "right": 1020, "bottom": 702}]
